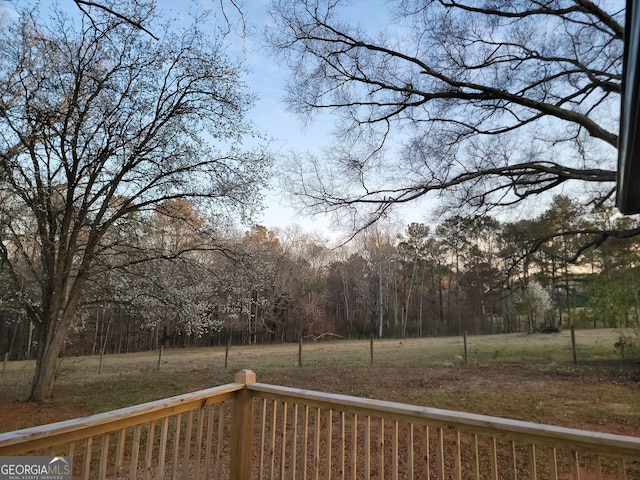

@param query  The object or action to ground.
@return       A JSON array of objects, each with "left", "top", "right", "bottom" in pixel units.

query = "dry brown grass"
[{"left": 1, "top": 329, "right": 638, "bottom": 437}]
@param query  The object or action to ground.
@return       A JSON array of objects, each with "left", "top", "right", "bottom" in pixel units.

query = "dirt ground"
[
  {"left": 2, "top": 360, "right": 639, "bottom": 437},
  {"left": 255, "top": 361, "right": 640, "bottom": 435}
]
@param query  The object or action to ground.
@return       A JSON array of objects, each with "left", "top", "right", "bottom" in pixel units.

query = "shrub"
[{"left": 614, "top": 333, "right": 640, "bottom": 361}]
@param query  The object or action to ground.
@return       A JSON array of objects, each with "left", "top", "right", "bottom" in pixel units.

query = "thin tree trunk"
[
  {"left": 402, "top": 259, "right": 417, "bottom": 338},
  {"left": 446, "top": 268, "right": 452, "bottom": 336},
  {"left": 342, "top": 273, "right": 351, "bottom": 339},
  {"left": 26, "top": 319, "right": 33, "bottom": 360},
  {"left": 456, "top": 251, "right": 461, "bottom": 336},
  {"left": 378, "top": 262, "right": 384, "bottom": 339},
  {"left": 8, "top": 319, "right": 19, "bottom": 360},
  {"left": 418, "top": 268, "right": 425, "bottom": 337},
  {"left": 92, "top": 310, "right": 100, "bottom": 356},
  {"left": 565, "top": 265, "right": 571, "bottom": 325},
  {"left": 438, "top": 266, "right": 444, "bottom": 334}
]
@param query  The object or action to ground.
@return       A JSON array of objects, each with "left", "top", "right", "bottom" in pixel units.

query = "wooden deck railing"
[
  {"left": 0, "top": 374, "right": 247, "bottom": 479},
  {"left": 1, "top": 369, "right": 639, "bottom": 479}
]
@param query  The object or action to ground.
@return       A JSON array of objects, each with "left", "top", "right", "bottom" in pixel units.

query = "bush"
[{"left": 614, "top": 333, "right": 640, "bottom": 361}]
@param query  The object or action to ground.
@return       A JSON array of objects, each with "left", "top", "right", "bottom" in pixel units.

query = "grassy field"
[
  {"left": 1, "top": 328, "right": 639, "bottom": 436},
  {"left": 4, "top": 327, "right": 621, "bottom": 379}
]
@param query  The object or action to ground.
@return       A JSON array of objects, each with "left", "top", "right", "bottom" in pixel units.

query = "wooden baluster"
[
  {"left": 204, "top": 407, "right": 215, "bottom": 477},
  {"left": 270, "top": 400, "right": 277, "bottom": 480},
  {"left": 365, "top": 416, "right": 371, "bottom": 480},
  {"left": 570, "top": 450, "right": 580, "bottom": 480},
  {"left": 214, "top": 405, "right": 225, "bottom": 480},
  {"left": 352, "top": 414, "right": 358, "bottom": 480},
  {"left": 184, "top": 410, "right": 193, "bottom": 474},
  {"left": 326, "top": 409, "right": 333, "bottom": 480},
  {"left": 424, "top": 426, "right": 430, "bottom": 480},
  {"left": 510, "top": 441, "right": 518, "bottom": 480},
  {"left": 489, "top": 437, "right": 498, "bottom": 480},
  {"left": 281, "top": 402, "right": 288, "bottom": 480},
  {"left": 392, "top": 420, "right": 399, "bottom": 480},
  {"left": 617, "top": 459, "right": 627, "bottom": 480},
  {"left": 436, "top": 428, "right": 444, "bottom": 480},
  {"left": 145, "top": 420, "right": 156, "bottom": 480},
  {"left": 303, "top": 405, "right": 309, "bottom": 480},
  {"left": 407, "top": 423, "right": 414, "bottom": 480},
  {"left": 130, "top": 425, "right": 142, "bottom": 480},
  {"left": 454, "top": 431, "right": 461, "bottom": 480},
  {"left": 340, "top": 411, "right": 345, "bottom": 480},
  {"left": 528, "top": 445, "right": 537, "bottom": 480},
  {"left": 314, "top": 408, "right": 321, "bottom": 480},
  {"left": 471, "top": 434, "right": 480, "bottom": 480},
  {"left": 116, "top": 429, "right": 126, "bottom": 478},
  {"left": 171, "top": 414, "right": 182, "bottom": 480},
  {"left": 82, "top": 436, "right": 93, "bottom": 480},
  {"left": 98, "top": 433, "right": 110, "bottom": 480},
  {"left": 158, "top": 417, "right": 169, "bottom": 480},
  {"left": 292, "top": 404, "right": 299, "bottom": 480},
  {"left": 259, "top": 398, "right": 267, "bottom": 480},
  {"left": 593, "top": 455, "right": 602, "bottom": 480},
  {"left": 549, "top": 448, "right": 558, "bottom": 480},
  {"left": 194, "top": 408, "right": 205, "bottom": 479},
  {"left": 379, "top": 418, "right": 385, "bottom": 480},
  {"left": 66, "top": 441, "right": 75, "bottom": 459}
]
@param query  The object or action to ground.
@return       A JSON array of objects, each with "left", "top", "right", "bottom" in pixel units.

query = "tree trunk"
[
  {"left": 29, "top": 318, "right": 70, "bottom": 401},
  {"left": 438, "top": 267, "right": 444, "bottom": 334},
  {"left": 342, "top": 273, "right": 351, "bottom": 338},
  {"left": 27, "top": 320, "right": 33, "bottom": 360},
  {"left": 402, "top": 259, "right": 417, "bottom": 338},
  {"left": 564, "top": 265, "right": 571, "bottom": 325},
  {"left": 8, "top": 319, "right": 19, "bottom": 361},
  {"left": 92, "top": 310, "right": 100, "bottom": 356},
  {"left": 378, "top": 261, "right": 384, "bottom": 338},
  {"left": 446, "top": 268, "right": 453, "bottom": 336},
  {"left": 455, "top": 250, "right": 461, "bottom": 336},
  {"left": 418, "top": 269, "right": 425, "bottom": 337}
]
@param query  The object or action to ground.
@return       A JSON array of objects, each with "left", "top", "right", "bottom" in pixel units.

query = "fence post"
[
  {"left": 370, "top": 335, "right": 374, "bottom": 366},
  {"left": 230, "top": 369, "right": 256, "bottom": 480},
  {"left": 570, "top": 325, "right": 577, "bottom": 364},
  {"left": 98, "top": 350, "right": 104, "bottom": 375},
  {"left": 463, "top": 331, "right": 468, "bottom": 364}
]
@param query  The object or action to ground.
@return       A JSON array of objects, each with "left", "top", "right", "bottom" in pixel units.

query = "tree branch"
[{"left": 74, "top": 0, "right": 159, "bottom": 40}]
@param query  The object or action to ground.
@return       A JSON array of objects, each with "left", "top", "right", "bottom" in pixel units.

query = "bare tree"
[
  {"left": 0, "top": 2, "right": 269, "bottom": 400},
  {"left": 267, "top": 0, "right": 623, "bottom": 232}
]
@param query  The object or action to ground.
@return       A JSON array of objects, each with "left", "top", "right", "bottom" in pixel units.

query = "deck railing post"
[{"left": 230, "top": 369, "right": 256, "bottom": 480}]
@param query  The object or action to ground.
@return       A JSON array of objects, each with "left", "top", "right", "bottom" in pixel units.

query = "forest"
[{"left": 2, "top": 194, "right": 638, "bottom": 360}]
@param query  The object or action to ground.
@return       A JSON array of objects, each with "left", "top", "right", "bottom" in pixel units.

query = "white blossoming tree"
[{"left": 516, "top": 281, "right": 555, "bottom": 334}]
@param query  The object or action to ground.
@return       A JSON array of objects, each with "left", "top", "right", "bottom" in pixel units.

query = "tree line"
[{"left": 2, "top": 194, "right": 638, "bottom": 362}]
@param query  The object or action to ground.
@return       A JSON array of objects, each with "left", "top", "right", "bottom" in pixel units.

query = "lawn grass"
[
  {"left": 0, "top": 328, "right": 624, "bottom": 404},
  {"left": 0, "top": 328, "right": 637, "bottom": 435}
]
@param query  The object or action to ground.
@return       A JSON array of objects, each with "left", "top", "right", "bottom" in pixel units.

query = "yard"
[{"left": 1, "top": 329, "right": 639, "bottom": 438}]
